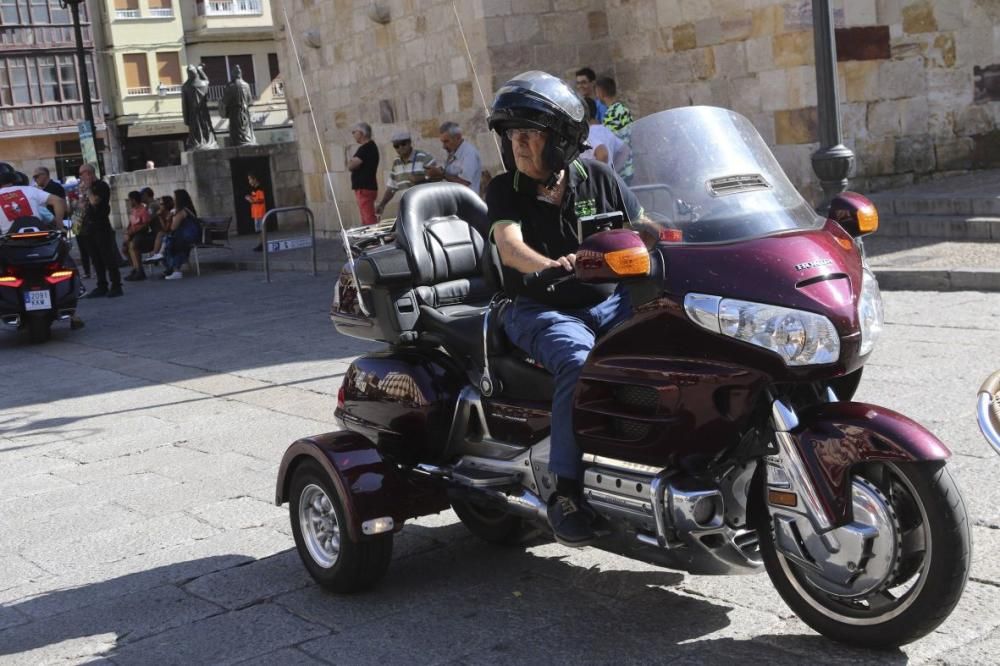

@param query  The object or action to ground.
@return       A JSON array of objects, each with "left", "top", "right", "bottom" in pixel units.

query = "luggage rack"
[{"left": 345, "top": 219, "right": 396, "bottom": 257}]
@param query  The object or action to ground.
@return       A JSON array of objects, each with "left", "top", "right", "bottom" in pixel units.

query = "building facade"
[
  {"left": 275, "top": 0, "right": 1000, "bottom": 231},
  {"left": 0, "top": 0, "right": 105, "bottom": 180},
  {"left": 98, "top": 0, "right": 290, "bottom": 172}
]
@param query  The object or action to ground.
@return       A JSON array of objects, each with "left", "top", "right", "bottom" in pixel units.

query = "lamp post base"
[{"left": 811, "top": 143, "right": 856, "bottom": 209}]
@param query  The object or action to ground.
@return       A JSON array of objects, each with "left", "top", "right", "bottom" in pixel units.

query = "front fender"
[
  {"left": 275, "top": 431, "right": 448, "bottom": 540},
  {"left": 789, "top": 401, "right": 951, "bottom": 525}
]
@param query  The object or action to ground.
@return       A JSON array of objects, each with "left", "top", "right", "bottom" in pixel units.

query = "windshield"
[{"left": 628, "top": 106, "right": 824, "bottom": 244}]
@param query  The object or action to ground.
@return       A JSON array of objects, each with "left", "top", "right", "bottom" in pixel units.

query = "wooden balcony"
[
  {"left": 0, "top": 24, "right": 92, "bottom": 50},
  {"left": 0, "top": 101, "right": 102, "bottom": 135}
]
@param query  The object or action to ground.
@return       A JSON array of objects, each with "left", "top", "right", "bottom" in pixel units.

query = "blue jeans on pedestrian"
[
  {"left": 162, "top": 236, "right": 190, "bottom": 273},
  {"left": 502, "top": 287, "right": 632, "bottom": 481}
]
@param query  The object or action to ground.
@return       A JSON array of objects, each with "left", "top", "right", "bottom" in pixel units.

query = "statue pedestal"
[{"left": 182, "top": 142, "right": 306, "bottom": 234}]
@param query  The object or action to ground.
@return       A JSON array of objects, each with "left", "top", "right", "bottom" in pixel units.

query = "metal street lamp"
[
  {"left": 810, "top": 0, "right": 855, "bottom": 208},
  {"left": 59, "top": 0, "right": 97, "bottom": 139}
]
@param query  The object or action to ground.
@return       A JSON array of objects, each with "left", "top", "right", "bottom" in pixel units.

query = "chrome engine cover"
[{"left": 581, "top": 457, "right": 762, "bottom": 574}]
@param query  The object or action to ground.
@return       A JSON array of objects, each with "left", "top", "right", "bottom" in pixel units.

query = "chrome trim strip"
[
  {"left": 771, "top": 398, "right": 833, "bottom": 531},
  {"left": 581, "top": 454, "right": 662, "bottom": 476},
  {"left": 650, "top": 470, "right": 672, "bottom": 547},
  {"left": 771, "top": 398, "right": 800, "bottom": 432},
  {"left": 977, "top": 392, "right": 1000, "bottom": 456}
]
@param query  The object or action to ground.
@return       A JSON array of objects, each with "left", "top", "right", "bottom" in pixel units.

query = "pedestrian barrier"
[{"left": 260, "top": 206, "right": 317, "bottom": 283}]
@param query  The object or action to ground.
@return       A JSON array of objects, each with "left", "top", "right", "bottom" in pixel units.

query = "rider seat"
[{"left": 393, "top": 184, "right": 554, "bottom": 401}]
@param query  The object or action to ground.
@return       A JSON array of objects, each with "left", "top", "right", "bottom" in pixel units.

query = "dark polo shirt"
[{"left": 485, "top": 158, "right": 642, "bottom": 307}]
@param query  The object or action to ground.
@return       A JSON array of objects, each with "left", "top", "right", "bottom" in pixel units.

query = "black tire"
[
  {"left": 452, "top": 498, "right": 533, "bottom": 546},
  {"left": 26, "top": 315, "right": 51, "bottom": 344},
  {"left": 289, "top": 459, "right": 393, "bottom": 593},
  {"left": 759, "top": 461, "right": 970, "bottom": 649}
]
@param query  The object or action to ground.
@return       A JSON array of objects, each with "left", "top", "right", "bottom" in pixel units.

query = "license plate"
[{"left": 24, "top": 289, "right": 51, "bottom": 311}]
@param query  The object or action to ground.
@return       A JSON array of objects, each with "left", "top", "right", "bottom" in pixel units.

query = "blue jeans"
[
  {"left": 503, "top": 288, "right": 632, "bottom": 481},
  {"left": 162, "top": 236, "right": 190, "bottom": 272}
]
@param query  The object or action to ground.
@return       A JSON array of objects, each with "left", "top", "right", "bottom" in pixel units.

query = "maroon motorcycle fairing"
[
  {"left": 275, "top": 431, "right": 449, "bottom": 540},
  {"left": 575, "top": 220, "right": 868, "bottom": 466},
  {"left": 337, "top": 348, "right": 468, "bottom": 463},
  {"left": 787, "top": 401, "right": 951, "bottom": 524}
]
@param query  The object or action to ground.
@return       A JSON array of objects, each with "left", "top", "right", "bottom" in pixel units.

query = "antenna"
[
  {"left": 280, "top": 2, "right": 371, "bottom": 316},
  {"left": 451, "top": 2, "right": 503, "bottom": 165}
]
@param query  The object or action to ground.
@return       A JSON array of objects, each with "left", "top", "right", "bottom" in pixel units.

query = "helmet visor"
[{"left": 493, "top": 71, "right": 585, "bottom": 123}]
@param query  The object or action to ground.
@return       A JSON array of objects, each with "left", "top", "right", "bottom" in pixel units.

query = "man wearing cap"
[{"left": 375, "top": 131, "right": 438, "bottom": 216}]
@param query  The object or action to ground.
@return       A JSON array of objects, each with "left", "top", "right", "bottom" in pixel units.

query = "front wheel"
[
  {"left": 289, "top": 459, "right": 393, "bottom": 593},
  {"left": 759, "top": 461, "right": 970, "bottom": 648}
]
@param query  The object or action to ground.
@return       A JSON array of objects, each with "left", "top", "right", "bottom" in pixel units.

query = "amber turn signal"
[
  {"left": 604, "top": 246, "right": 650, "bottom": 277},
  {"left": 856, "top": 204, "right": 879, "bottom": 234},
  {"left": 768, "top": 489, "right": 798, "bottom": 508}
]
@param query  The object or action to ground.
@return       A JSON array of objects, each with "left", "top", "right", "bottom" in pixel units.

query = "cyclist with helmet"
[{"left": 486, "top": 71, "right": 645, "bottom": 546}]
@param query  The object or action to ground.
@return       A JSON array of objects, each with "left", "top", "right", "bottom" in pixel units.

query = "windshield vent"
[{"left": 708, "top": 174, "right": 770, "bottom": 196}]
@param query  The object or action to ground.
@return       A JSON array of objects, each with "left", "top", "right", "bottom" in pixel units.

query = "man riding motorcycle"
[
  {"left": 485, "top": 71, "right": 645, "bottom": 546},
  {"left": 0, "top": 161, "right": 84, "bottom": 330},
  {"left": 0, "top": 162, "right": 66, "bottom": 233}
]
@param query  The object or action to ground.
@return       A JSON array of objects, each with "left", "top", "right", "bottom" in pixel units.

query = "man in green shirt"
[{"left": 596, "top": 76, "right": 635, "bottom": 184}]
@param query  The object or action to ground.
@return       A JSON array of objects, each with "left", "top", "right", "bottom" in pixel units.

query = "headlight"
[
  {"left": 684, "top": 294, "right": 840, "bottom": 366},
  {"left": 858, "top": 269, "right": 884, "bottom": 356}
]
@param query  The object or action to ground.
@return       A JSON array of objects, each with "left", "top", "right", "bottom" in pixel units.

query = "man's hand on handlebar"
[
  {"left": 523, "top": 254, "right": 577, "bottom": 290},
  {"left": 551, "top": 253, "right": 576, "bottom": 272}
]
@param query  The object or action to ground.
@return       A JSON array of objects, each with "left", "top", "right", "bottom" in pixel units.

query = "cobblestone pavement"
[{"left": 1, "top": 270, "right": 998, "bottom": 665}]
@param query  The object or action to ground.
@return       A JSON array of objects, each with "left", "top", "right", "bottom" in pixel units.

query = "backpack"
[{"left": 174, "top": 208, "right": 202, "bottom": 245}]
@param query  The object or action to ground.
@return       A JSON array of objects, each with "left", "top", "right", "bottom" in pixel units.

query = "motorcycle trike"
[
  {"left": 0, "top": 217, "right": 80, "bottom": 343},
  {"left": 276, "top": 107, "right": 970, "bottom": 649}
]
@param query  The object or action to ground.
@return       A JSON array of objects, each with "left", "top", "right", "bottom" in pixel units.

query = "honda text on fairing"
[
  {"left": 0, "top": 217, "right": 81, "bottom": 343},
  {"left": 275, "top": 106, "right": 970, "bottom": 649}
]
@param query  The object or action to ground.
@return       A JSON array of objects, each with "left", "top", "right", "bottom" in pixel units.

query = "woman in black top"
[{"left": 83, "top": 180, "right": 123, "bottom": 298}]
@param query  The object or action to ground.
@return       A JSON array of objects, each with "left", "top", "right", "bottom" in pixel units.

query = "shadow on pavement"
[
  {"left": 0, "top": 271, "right": 375, "bottom": 413},
  {"left": 0, "top": 518, "right": 910, "bottom": 664}
]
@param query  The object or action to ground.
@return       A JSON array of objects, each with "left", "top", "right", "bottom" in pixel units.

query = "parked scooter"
[
  {"left": 277, "top": 107, "right": 970, "bottom": 649},
  {"left": 0, "top": 217, "right": 80, "bottom": 343}
]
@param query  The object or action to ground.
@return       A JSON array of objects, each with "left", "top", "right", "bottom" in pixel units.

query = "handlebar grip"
[{"left": 523, "top": 265, "right": 572, "bottom": 288}]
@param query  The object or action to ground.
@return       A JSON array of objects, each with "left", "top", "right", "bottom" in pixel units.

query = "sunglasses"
[
  {"left": 504, "top": 128, "right": 546, "bottom": 140},
  {"left": 392, "top": 141, "right": 411, "bottom": 148}
]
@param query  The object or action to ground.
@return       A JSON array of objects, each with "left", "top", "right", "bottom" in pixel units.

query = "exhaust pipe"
[
  {"left": 453, "top": 485, "right": 548, "bottom": 522},
  {"left": 1, "top": 314, "right": 20, "bottom": 327}
]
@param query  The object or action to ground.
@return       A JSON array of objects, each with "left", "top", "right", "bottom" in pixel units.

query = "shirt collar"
[{"left": 512, "top": 160, "right": 587, "bottom": 195}]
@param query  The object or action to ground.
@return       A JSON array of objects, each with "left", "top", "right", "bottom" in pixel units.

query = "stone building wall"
[
  {"left": 605, "top": 0, "right": 1000, "bottom": 203},
  {"left": 276, "top": 0, "right": 1000, "bottom": 229},
  {"left": 273, "top": 0, "right": 499, "bottom": 234}
]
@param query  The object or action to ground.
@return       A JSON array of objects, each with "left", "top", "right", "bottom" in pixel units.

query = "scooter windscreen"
[{"left": 628, "top": 106, "right": 824, "bottom": 244}]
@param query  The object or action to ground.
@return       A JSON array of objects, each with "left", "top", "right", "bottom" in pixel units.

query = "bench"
[{"left": 190, "top": 215, "right": 236, "bottom": 276}]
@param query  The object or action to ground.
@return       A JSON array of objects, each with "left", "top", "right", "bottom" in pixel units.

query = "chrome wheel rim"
[
  {"left": 777, "top": 463, "right": 931, "bottom": 625},
  {"left": 299, "top": 483, "right": 341, "bottom": 569}
]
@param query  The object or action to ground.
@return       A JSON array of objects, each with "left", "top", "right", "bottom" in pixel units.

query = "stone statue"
[
  {"left": 219, "top": 65, "right": 256, "bottom": 146},
  {"left": 181, "top": 65, "right": 217, "bottom": 150}
]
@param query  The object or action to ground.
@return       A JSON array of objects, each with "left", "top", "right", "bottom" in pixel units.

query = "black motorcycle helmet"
[
  {"left": 0, "top": 162, "right": 16, "bottom": 186},
  {"left": 487, "top": 71, "right": 589, "bottom": 178}
]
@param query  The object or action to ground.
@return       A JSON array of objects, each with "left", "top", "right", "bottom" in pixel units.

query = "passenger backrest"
[
  {"left": 395, "top": 183, "right": 500, "bottom": 309},
  {"left": 396, "top": 182, "right": 489, "bottom": 284}
]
